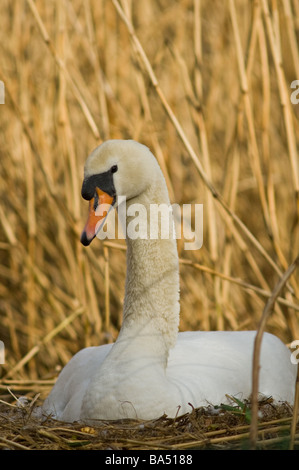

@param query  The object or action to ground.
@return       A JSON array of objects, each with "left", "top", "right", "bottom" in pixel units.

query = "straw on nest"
[
  {"left": 0, "top": 0, "right": 299, "bottom": 451},
  {"left": 0, "top": 391, "right": 297, "bottom": 450}
]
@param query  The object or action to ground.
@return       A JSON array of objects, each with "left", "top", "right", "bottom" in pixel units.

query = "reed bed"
[{"left": 0, "top": 0, "right": 299, "bottom": 450}]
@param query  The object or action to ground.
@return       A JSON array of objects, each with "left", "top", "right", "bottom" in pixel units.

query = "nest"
[{"left": 0, "top": 386, "right": 298, "bottom": 450}]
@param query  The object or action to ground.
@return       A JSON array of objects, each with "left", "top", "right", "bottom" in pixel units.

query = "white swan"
[{"left": 42, "top": 139, "right": 296, "bottom": 422}]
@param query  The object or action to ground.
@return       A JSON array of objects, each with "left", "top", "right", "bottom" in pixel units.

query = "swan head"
[{"left": 80, "top": 139, "right": 163, "bottom": 246}]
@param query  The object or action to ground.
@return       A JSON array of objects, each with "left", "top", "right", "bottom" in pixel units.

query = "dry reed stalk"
[
  {"left": 218, "top": 3, "right": 278, "bottom": 309},
  {"left": 173, "top": 43, "right": 219, "bottom": 264},
  {"left": 258, "top": 13, "right": 288, "bottom": 270},
  {"left": 56, "top": 1, "right": 81, "bottom": 223},
  {"left": 134, "top": 71, "right": 175, "bottom": 201},
  {"left": 84, "top": 0, "right": 110, "bottom": 140},
  {"left": 229, "top": 0, "right": 271, "bottom": 233},
  {"left": 0, "top": 436, "right": 30, "bottom": 451},
  {"left": 283, "top": 0, "right": 299, "bottom": 79},
  {"left": 0, "top": 205, "right": 17, "bottom": 247},
  {"left": 250, "top": 255, "right": 299, "bottom": 449},
  {"left": 193, "top": 0, "right": 203, "bottom": 102},
  {"left": 262, "top": 0, "right": 299, "bottom": 213},
  {"left": 169, "top": 43, "right": 224, "bottom": 326},
  {"left": 221, "top": 147, "right": 240, "bottom": 320},
  {"left": 289, "top": 363, "right": 299, "bottom": 449},
  {"left": 18, "top": 16, "right": 37, "bottom": 379},
  {"left": 192, "top": 0, "right": 220, "bottom": 275}
]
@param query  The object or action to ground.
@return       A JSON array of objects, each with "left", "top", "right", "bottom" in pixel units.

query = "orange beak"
[{"left": 80, "top": 188, "right": 114, "bottom": 246}]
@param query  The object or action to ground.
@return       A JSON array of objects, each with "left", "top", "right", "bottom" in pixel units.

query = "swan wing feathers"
[{"left": 168, "top": 331, "right": 296, "bottom": 406}]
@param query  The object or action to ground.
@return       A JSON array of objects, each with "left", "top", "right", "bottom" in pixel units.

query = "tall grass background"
[{"left": 0, "top": 0, "right": 298, "bottom": 386}]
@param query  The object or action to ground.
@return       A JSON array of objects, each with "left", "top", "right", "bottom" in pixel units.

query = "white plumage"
[{"left": 42, "top": 140, "right": 296, "bottom": 422}]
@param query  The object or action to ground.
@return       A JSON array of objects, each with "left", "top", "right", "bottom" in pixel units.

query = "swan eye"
[{"left": 111, "top": 165, "right": 118, "bottom": 173}]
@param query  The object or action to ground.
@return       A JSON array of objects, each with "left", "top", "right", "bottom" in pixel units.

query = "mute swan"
[{"left": 42, "top": 139, "right": 296, "bottom": 422}]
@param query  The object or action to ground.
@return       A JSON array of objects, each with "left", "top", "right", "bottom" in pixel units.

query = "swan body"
[{"left": 42, "top": 140, "right": 297, "bottom": 422}]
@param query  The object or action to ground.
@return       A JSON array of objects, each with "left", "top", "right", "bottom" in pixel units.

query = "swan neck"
[{"left": 120, "top": 186, "right": 180, "bottom": 352}]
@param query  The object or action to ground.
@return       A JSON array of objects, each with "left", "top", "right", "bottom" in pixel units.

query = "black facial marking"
[
  {"left": 93, "top": 190, "right": 99, "bottom": 210},
  {"left": 81, "top": 169, "right": 117, "bottom": 201}
]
